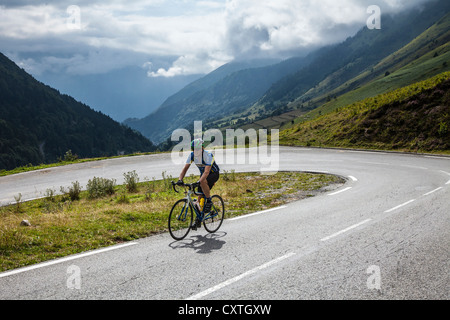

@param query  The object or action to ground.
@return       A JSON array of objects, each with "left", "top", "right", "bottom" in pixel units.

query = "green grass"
[
  {"left": 280, "top": 71, "right": 450, "bottom": 153},
  {"left": 0, "top": 171, "right": 343, "bottom": 272},
  {"left": 285, "top": 43, "right": 450, "bottom": 130}
]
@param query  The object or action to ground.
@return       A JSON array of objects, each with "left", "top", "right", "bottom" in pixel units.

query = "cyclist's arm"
[
  {"left": 179, "top": 163, "right": 191, "bottom": 181},
  {"left": 199, "top": 165, "right": 211, "bottom": 184}
]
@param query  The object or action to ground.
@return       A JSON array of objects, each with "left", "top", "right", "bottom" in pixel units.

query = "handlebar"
[{"left": 171, "top": 181, "right": 201, "bottom": 194}]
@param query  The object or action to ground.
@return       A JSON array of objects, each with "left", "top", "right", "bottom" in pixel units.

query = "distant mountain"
[
  {"left": 0, "top": 52, "right": 156, "bottom": 171},
  {"left": 285, "top": 12, "right": 450, "bottom": 125},
  {"left": 240, "top": 10, "right": 450, "bottom": 133},
  {"left": 152, "top": 59, "right": 281, "bottom": 110},
  {"left": 38, "top": 66, "right": 202, "bottom": 122},
  {"left": 254, "top": 0, "right": 450, "bottom": 113},
  {"left": 124, "top": 57, "right": 311, "bottom": 144},
  {"left": 126, "top": 0, "right": 449, "bottom": 146}
]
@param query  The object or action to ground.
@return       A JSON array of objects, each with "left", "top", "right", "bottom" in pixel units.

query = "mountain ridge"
[
  {"left": 0, "top": 52, "right": 156, "bottom": 171},
  {"left": 279, "top": 71, "right": 450, "bottom": 153},
  {"left": 252, "top": 1, "right": 450, "bottom": 113},
  {"left": 126, "top": 0, "right": 450, "bottom": 145},
  {"left": 230, "top": 5, "right": 450, "bottom": 133},
  {"left": 124, "top": 56, "right": 312, "bottom": 144}
]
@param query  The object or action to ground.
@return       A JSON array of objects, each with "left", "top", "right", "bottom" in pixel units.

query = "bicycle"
[{"left": 168, "top": 181, "right": 225, "bottom": 241}]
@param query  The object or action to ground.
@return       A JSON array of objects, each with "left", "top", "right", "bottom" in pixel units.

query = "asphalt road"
[{"left": 0, "top": 147, "right": 449, "bottom": 300}]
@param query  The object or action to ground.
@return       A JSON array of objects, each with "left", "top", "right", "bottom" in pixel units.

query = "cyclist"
[{"left": 177, "top": 138, "right": 220, "bottom": 217}]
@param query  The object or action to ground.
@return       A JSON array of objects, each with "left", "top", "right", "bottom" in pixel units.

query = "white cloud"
[
  {"left": 146, "top": 51, "right": 231, "bottom": 77},
  {"left": 0, "top": 0, "right": 436, "bottom": 77},
  {"left": 221, "top": 0, "right": 434, "bottom": 59}
]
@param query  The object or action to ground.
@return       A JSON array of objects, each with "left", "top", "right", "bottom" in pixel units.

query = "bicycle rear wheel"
[
  {"left": 168, "top": 199, "right": 193, "bottom": 240},
  {"left": 204, "top": 195, "right": 225, "bottom": 233}
]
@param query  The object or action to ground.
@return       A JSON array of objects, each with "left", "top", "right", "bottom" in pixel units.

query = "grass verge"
[
  {"left": 280, "top": 71, "right": 450, "bottom": 153},
  {"left": 0, "top": 171, "right": 344, "bottom": 272}
]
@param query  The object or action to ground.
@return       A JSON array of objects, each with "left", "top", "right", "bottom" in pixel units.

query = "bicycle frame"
[
  {"left": 173, "top": 183, "right": 218, "bottom": 223},
  {"left": 169, "top": 181, "right": 225, "bottom": 240}
]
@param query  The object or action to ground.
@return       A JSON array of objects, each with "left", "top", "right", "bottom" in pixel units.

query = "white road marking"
[
  {"left": 348, "top": 176, "right": 358, "bottom": 182},
  {"left": 8, "top": 196, "right": 46, "bottom": 206},
  {"left": 400, "top": 165, "right": 428, "bottom": 170},
  {"left": 328, "top": 187, "right": 352, "bottom": 196},
  {"left": 358, "top": 161, "right": 389, "bottom": 166},
  {"left": 229, "top": 206, "right": 288, "bottom": 221},
  {"left": 423, "top": 187, "right": 443, "bottom": 196},
  {"left": 0, "top": 242, "right": 138, "bottom": 279},
  {"left": 384, "top": 199, "right": 416, "bottom": 213},
  {"left": 440, "top": 171, "right": 450, "bottom": 185},
  {"left": 425, "top": 156, "right": 450, "bottom": 160},
  {"left": 186, "top": 252, "right": 296, "bottom": 300},
  {"left": 346, "top": 150, "right": 387, "bottom": 155},
  {"left": 320, "top": 219, "right": 372, "bottom": 242}
]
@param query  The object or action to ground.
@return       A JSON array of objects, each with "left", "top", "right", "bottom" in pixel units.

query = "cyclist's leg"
[
  {"left": 207, "top": 171, "right": 219, "bottom": 192},
  {"left": 198, "top": 180, "right": 211, "bottom": 199},
  {"left": 196, "top": 183, "right": 208, "bottom": 219},
  {"left": 198, "top": 171, "right": 219, "bottom": 196},
  {"left": 203, "top": 172, "right": 219, "bottom": 213},
  {"left": 193, "top": 177, "right": 206, "bottom": 228},
  {"left": 197, "top": 180, "right": 206, "bottom": 203}
]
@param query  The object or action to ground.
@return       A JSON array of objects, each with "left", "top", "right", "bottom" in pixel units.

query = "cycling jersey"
[{"left": 186, "top": 150, "right": 220, "bottom": 175}]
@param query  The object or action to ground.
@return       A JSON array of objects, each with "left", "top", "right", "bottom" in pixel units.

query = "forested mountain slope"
[{"left": 0, "top": 53, "right": 156, "bottom": 170}]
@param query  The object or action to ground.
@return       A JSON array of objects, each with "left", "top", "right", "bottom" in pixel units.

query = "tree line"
[{"left": 0, "top": 53, "right": 156, "bottom": 171}]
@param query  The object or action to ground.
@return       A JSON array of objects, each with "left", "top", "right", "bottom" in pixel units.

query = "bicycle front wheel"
[
  {"left": 204, "top": 195, "right": 225, "bottom": 233},
  {"left": 168, "top": 199, "right": 193, "bottom": 240}
]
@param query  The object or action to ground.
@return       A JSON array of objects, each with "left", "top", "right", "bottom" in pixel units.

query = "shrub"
[
  {"left": 144, "top": 178, "right": 156, "bottom": 201},
  {"left": 58, "top": 150, "right": 78, "bottom": 162},
  {"left": 60, "top": 181, "right": 82, "bottom": 201},
  {"left": 438, "top": 121, "right": 448, "bottom": 137},
  {"left": 161, "top": 171, "right": 173, "bottom": 190},
  {"left": 222, "top": 169, "right": 236, "bottom": 182},
  {"left": 45, "top": 188, "right": 56, "bottom": 202},
  {"left": 86, "top": 177, "right": 116, "bottom": 199},
  {"left": 124, "top": 171, "right": 139, "bottom": 193},
  {"left": 13, "top": 193, "right": 22, "bottom": 212},
  {"left": 116, "top": 192, "right": 130, "bottom": 204}
]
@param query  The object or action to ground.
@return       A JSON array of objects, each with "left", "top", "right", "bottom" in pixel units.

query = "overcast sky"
[{"left": 0, "top": 0, "right": 435, "bottom": 79}]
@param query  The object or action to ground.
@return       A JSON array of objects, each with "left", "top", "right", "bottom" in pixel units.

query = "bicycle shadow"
[{"left": 169, "top": 231, "right": 227, "bottom": 254}]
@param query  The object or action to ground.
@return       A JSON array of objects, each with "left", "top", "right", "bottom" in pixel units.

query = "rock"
[{"left": 20, "top": 220, "right": 31, "bottom": 227}]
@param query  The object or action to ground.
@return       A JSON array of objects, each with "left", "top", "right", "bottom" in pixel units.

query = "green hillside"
[
  {"left": 279, "top": 72, "right": 450, "bottom": 153},
  {"left": 231, "top": 11, "right": 450, "bottom": 135},
  {"left": 252, "top": 3, "right": 450, "bottom": 115},
  {"left": 124, "top": 56, "right": 309, "bottom": 144},
  {"left": 0, "top": 53, "right": 156, "bottom": 171},
  {"left": 283, "top": 12, "right": 450, "bottom": 128},
  {"left": 211, "top": 5, "right": 450, "bottom": 135},
  {"left": 127, "top": 2, "right": 450, "bottom": 146}
]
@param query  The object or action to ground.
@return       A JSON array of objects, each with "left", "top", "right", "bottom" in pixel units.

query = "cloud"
[
  {"left": 221, "top": 0, "right": 435, "bottom": 59},
  {"left": 0, "top": 0, "right": 436, "bottom": 78},
  {"left": 146, "top": 52, "right": 231, "bottom": 77},
  {"left": 0, "top": 1, "right": 229, "bottom": 76},
  {"left": 151, "top": 0, "right": 436, "bottom": 74}
]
